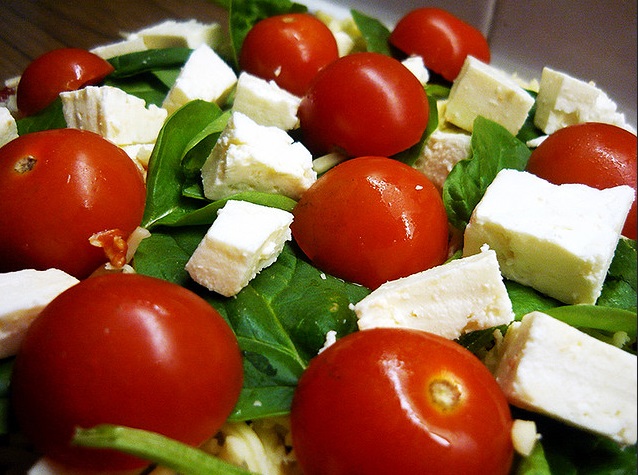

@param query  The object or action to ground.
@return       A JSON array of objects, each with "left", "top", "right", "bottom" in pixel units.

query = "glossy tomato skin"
[
  {"left": 11, "top": 273, "right": 244, "bottom": 471},
  {"left": 526, "top": 122, "right": 637, "bottom": 239},
  {"left": 239, "top": 13, "right": 339, "bottom": 97},
  {"left": 291, "top": 157, "right": 448, "bottom": 289},
  {"left": 298, "top": 52, "right": 429, "bottom": 157},
  {"left": 0, "top": 129, "right": 146, "bottom": 278},
  {"left": 291, "top": 328, "right": 514, "bottom": 475},
  {"left": 17, "top": 48, "right": 114, "bottom": 116},
  {"left": 389, "top": 7, "right": 490, "bottom": 82}
]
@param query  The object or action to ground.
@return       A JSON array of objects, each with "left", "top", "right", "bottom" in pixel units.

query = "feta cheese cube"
[
  {"left": 355, "top": 247, "right": 514, "bottom": 339},
  {"left": 463, "top": 169, "right": 634, "bottom": 304},
  {"left": 201, "top": 112, "right": 317, "bottom": 201},
  {"left": 534, "top": 67, "right": 635, "bottom": 134},
  {"left": 90, "top": 36, "right": 148, "bottom": 59},
  {"left": 185, "top": 200, "right": 293, "bottom": 297},
  {"left": 61, "top": 85, "right": 167, "bottom": 146},
  {"left": 0, "top": 106, "right": 18, "bottom": 147},
  {"left": 445, "top": 56, "right": 535, "bottom": 135},
  {"left": 132, "top": 20, "right": 223, "bottom": 50},
  {"left": 413, "top": 129, "right": 471, "bottom": 191},
  {"left": 232, "top": 72, "right": 301, "bottom": 130},
  {"left": 162, "top": 44, "right": 237, "bottom": 114},
  {"left": 401, "top": 55, "right": 429, "bottom": 85},
  {"left": 0, "top": 269, "right": 79, "bottom": 358},
  {"left": 493, "top": 311, "right": 637, "bottom": 445}
]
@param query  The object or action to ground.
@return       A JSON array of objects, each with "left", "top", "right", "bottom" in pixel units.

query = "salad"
[{"left": 0, "top": 0, "right": 636, "bottom": 474}]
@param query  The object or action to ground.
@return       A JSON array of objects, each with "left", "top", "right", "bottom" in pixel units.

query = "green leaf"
[
  {"left": 516, "top": 90, "right": 544, "bottom": 143},
  {"left": 228, "top": 0, "right": 308, "bottom": 69},
  {"left": 104, "top": 74, "right": 170, "bottom": 107},
  {"left": 106, "top": 48, "right": 193, "bottom": 78},
  {"left": 351, "top": 9, "right": 391, "bottom": 55},
  {"left": 506, "top": 280, "right": 562, "bottom": 320},
  {"left": 141, "top": 101, "right": 229, "bottom": 229},
  {"left": 442, "top": 116, "right": 531, "bottom": 230},
  {"left": 599, "top": 238, "right": 637, "bottom": 309},
  {"left": 73, "top": 425, "right": 255, "bottom": 475},
  {"left": 393, "top": 93, "right": 439, "bottom": 166},
  {"left": 514, "top": 441, "right": 552, "bottom": 475},
  {"left": 16, "top": 98, "right": 66, "bottom": 134}
]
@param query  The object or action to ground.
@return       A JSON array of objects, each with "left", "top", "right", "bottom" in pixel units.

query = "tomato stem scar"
[
  {"left": 429, "top": 378, "right": 463, "bottom": 412},
  {"left": 14, "top": 156, "right": 37, "bottom": 173}
]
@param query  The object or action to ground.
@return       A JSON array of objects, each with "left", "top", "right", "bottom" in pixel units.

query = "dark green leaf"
[
  {"left": 106, "top": 48, "right": 193, "bottom": 79},
  {"left": 16, "top": 98, "right": 66, "bottom": 134},
  {"left": 599, "top": 238, "right": 637, "bottom": 309},
  {"left": 443, "top": 116, "right": 531, "bottom": 230},
  {"left": 104, "top": 74, "right": 170, "bottom": 106},
  {"left": 506, "top": 280, "right": 562, "bottom": 320},
  {"left": 393, "top": 93, "right": 439, "bottom": 166},
  {"left": 516, "top": 90, "right": 544, "bottom": 143},
  {"left": 351, "top": 9, "right": 391, "bottom": 55}
]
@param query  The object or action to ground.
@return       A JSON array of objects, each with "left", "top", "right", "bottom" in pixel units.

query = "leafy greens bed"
[{"left": 1, "top": 0, "right": 636, "bottom": 473}]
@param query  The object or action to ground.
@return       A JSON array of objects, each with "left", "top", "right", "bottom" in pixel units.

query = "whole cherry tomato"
[
  {"left": 11, "top": 273, "right": 244, "bottom": 471},
  {"left": 526, "top": 122, "right": 637, "bottom": 239},
  {"left": 239, "top": 13, "right": 339, "bottom": 96},
  {"left": 291, "top": 327, "right": 514, "bottom": 475},
  {"left": 291, "top": 157, "right": 449, "bottom": 289},
  {"left": 389, "top": 8, "right": 491, "bottom": 81},
  {"left": 0, "top": 129, "right": 146, "bottom": 278},
  {"left": 298, "top": 52, "right": 429, "bottom": 157},
  {"left": 17, "top": 48, "right": 114, "bottom": 116}
]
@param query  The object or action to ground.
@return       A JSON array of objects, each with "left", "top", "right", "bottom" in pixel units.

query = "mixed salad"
[{"left": 0, "top": 0, "right": 636, "bottom": 473}]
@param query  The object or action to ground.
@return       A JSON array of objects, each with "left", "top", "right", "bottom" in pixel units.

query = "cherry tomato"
[
  {"left": 291, "top": 157, "right": 448, "bottom": 289},
  {"left": 17, "top": 48, "right": 114, "bottom": 116},
  {"left": 0, "top": 129, "right": 146, "bottom": 278},
  {"left": 291, "top": 327, "right": 514, "bottom": 475},
  {"left": 239, "top": 13, "right": 339, "bottom": 96},
  {"left": 526, "top": 122, "right": 637, "bottom": 239},
  {"left": 298, "top": 52, "right": 429, "bottom": 157},
  {"left": 11, "top": 273, "right": 244, "bottom": 471},
  {"left": 389, "top": 8, "right": 490, "bottom": 81}
]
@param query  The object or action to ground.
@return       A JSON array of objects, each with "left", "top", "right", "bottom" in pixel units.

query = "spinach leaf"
[
  {"left": 443, "top": 116, "right": 531, "bottom": 230},
  {"left": 351, "top": 9, "right": 391, "bottom": 55},
  {"left": 393, "top": 93, "right": 439, "bottom": 166},
  {"left": 598, "top": 238, "right": 637, "bottom": 309},
  {"left": 16, "top": 98, "right": 66, "bottom": 134},
  {"left": 106, "top": 48, "right": 193, "bottom": 78},
  {"left": 104, "top": 74, "right": 171, "bottom": 107},
  {"left": 516, "top": 90, "right": 544, "bottom": 143},
  {"left": 506, "top": 280, "right": 561, "bottom": 320},
  {"left": 141, "top": 100, "right": 229, "bottom": 229},
  {"left": 228, "top": 0, "right": 308, "bottom": 69}
]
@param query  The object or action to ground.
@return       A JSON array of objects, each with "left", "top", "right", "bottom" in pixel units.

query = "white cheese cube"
[
  {"left": 0, "top": 106, "right": 18, "bottom": 147},
  {"left": 232, "top": 72, "right": 301, "bottom": 130},
  {"left": 493, "top": 311, "right": 637, "bottom": 445},
  {"left": 201, "top": 112, "right": 317, "bottom": 201},
  {"left": 401, "top": 55, "right": 429, "bottom": 85},
  {"left": 0, "top": 269, "right": 79, "bottom": 358},
  {"left": 185, "top": 200, "right": 293, "bottom": 297},
  {"left": 355, "top": 247, "right": 514, "bottom": 339},
  {"left": 463, "top": 169, "right": 634, "bottom": 305},
  {"left": 132, "top": 20, "right": 223, "bottom": 50},
  {"left": 90, "top": 36, "right": 148, "bottom": 59},
  {"left": 162, "top": 44, "right": 237, "bottom": 115},
  {"left": 413, "top": 129, "right": 471, "bottom": 191},
  {"left": 445, "top": 56, "right": 535, "bottom": 135},
  {"left": 534, "top": 67, "right": 635, "bottom": 134},
  {"left": 61, "top": 85, "right": 167, "bottom": 146}
]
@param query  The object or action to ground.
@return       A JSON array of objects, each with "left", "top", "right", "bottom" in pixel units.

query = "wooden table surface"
[{"left": 1, "top": 0, "right": 228, "bottom": 80}]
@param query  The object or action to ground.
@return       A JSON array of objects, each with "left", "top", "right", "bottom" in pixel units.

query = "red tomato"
[
  {"left": 526, "top": 122, "right": 637, "bottom": 239},
  {"left": 291, "top": 157, "right": 449, "bottom": 289},
  {"left": 298, "top": 52, "right": 429, "bottom": 157},
  {"left": 0, "top": 129, "right": 146, "bottom": 278},
  {"left": 389, "top": 8, "right": 490, "bottom": 81},
  {"left": 17, "top": 48, "right": 114, "bottom": 116},
  {"left": 291, "top": 327, "right": 514, "bottom": 475},
  {"left": 11, "top": 273, "right": 244, "bottom": 471},
  {"left": 239, "top": 13, "right": 339, "bottom": 96}
]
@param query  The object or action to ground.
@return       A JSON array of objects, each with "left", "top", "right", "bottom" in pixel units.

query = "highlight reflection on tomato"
[{"left": 291, "top": 328, "right": 514, "bottom": 475}]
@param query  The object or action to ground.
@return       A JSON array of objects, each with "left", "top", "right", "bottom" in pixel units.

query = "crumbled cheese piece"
[
  {"left": 90, "top": 36, "right": 148, "bottom": 59},
  {"left": 232, "top": 72, "right": 301, "bottom": 130},
  {"left": 463, "top": 169, "right": 634, "bottom": 304},
  {"left": 413, "top": 129, "right": 471, "bottom": 191},
  {"left": 445, "top": 56, "right": 535, "bottom": 135},
  {"left": 511, "top": 420, "right": 541, "bottom": 457},
  {"left": 130, "top": 19, "right": 223, "bottom": 50},
  {"left": 201, "top": 112, "right": 316, "bottom": 201},
  {"left": 162, "top": 44, "right": 237, "bottom": 114},
  {"left": 355, "top": 247, "right": 514, "bottom": 339},
  {"left": 0, "top": 269, "right": 79, "bottom": 358},
  {"left": 185, "top": 200, "right": 293, "bottom": 297},
  {"left": 493, "top": 311, "right": 637, "bottom": 445},
  {"left": 0, "top": 106, "right": 18, "bottom": 147},
  {"left": 401, "top": 55, "right": 429, "bottom": 85},
  {"left": 534, "top": 67, "right": 635, "bottom": 134},
  {"left": 61, "top": 85, "right": 167, "bottom": 146}
]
